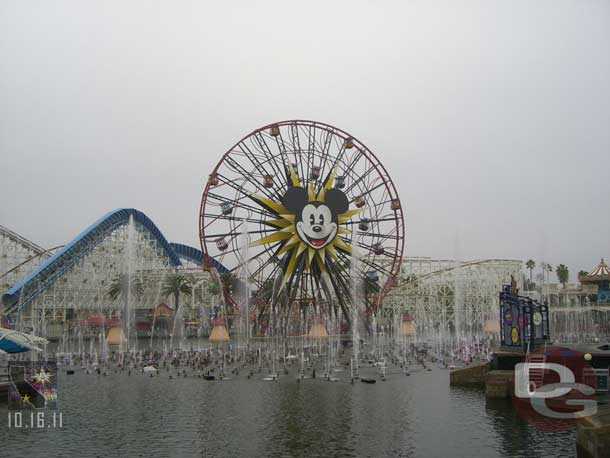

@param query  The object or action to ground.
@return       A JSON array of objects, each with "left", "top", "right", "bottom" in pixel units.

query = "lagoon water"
[{"left": 0, "top": 365, "right": 574, "bottom": 458}]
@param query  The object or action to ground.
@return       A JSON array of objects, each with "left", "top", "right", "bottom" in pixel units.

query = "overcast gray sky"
[{"left": 1, "top": 0, "right": 608, "bottom": 282}]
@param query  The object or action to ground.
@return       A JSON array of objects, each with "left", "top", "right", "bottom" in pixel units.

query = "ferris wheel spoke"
[
  {"left": 325, "top": 259, "right": 352, "bottom": 321},
  {"left": 202, "top": 213, "right": 264, "bottom": 228},
  {"left": 314, "top": 270, "right": 338, "bottom": 317},
  {"left": 238, "top": 137, "right": 277, "bottom": 175},
  {"left": 316, "top": 130, "right": 338, "bottom": 189},
  {"left": 324, "top": 147, "right": 348, "bottom": 185},
  {"left": 206, "top": 187, "right": 277, "bottom": 219},
  {"left": 253, "top": 132, "right": 290, "bottom": 188},
  {"left": 366, "top": 199, "right": 399, "bottom": 216},
  {"left": 353, "top": 255, "right": 394, "bottom": 278},
  {"left": 289, "top": 122, "right": 302, "bottom": 157},
  {"left": 248, "top": 243, "right": 281, "bottom": 271},
  {"left": 316, "top": 129, "right": 333, "bottom": 169},
  {"left": 203, "top": 228, "right": 279, "bottom": 240},
  {"left": 352, "top": 181, "right": 389, "bottom": 202},
  {"left": 307, "top": 124, "right": 316, "bottom": 162},
  {"left": 343, "top": 215, "right": 400, "bottom": 227},
  {"left": 234, "top": 142, "right": 284, "bottom": 195},
  {"left": 356, "top": 231, "right": 401, "bottom": 241},
  {"left": 333, "top": 245, "right": 392, "bottom": 277},
  {"left": 338, "top": 149, "right": 365, "bottom": 184},
  {"left": 221, "top": 155, "right": 278, "bottom": 201},
  {"left": 343, "top": 163, "right": 379, "bottom": 197},
  {"left": 328, "top": 260, "right": 351, "bottom": 293},
  {"left": 206, "top": 180, "right": 256, "bottom": 206},
  {"left": 269, "top": 132, "right": 288, "bottom": 161},
  {"left": 293, "top": 130, "right": 314, "bottom": 186},
  {"left": 203, "top": 205, "right": 268, "bottom": 230}
]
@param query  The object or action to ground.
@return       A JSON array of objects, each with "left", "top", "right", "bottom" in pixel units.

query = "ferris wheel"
[{"left": 199, "top": 120, "right": 404, "bottom": 329}]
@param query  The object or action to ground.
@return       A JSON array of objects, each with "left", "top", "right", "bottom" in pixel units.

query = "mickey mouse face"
[
  {"left": 296, "top": 203, "right": 337, "bottom": 248},
  {"left": 283, "top": 185, "right": 349, "bottom": 250}
]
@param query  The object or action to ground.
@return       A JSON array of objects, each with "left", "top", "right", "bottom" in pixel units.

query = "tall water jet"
[
  {"left": 169, "top": 288, "right": 184, "bottom": 350},
  {"left": 452, "top": 230, "right": 463, "bottom": 349},
  {"left": 240, "top": 219, "right": 251, "bottom": 348},
  {"left": 350, "top": 246, "right": 363, "bottom": 377},
  {"left": 123, "top": 214, "right": 136, "bottom": 351},
  {"left": 150, "top": 270, "right": 168, "bottom": 348}
]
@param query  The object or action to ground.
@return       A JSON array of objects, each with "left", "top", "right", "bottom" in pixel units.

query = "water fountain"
[
  {"left": 350, "top": 247, "right": 364, "bottom": 380},
  {"left": 124, "top": 214, "right": 135, "bottom": 349},
  {"left": 239, "top": 219, "right": 251, "bottom": 355}
]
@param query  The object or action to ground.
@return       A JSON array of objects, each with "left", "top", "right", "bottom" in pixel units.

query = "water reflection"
[{"left": 0, "top": 369, "right": 574, "bottom": 458}]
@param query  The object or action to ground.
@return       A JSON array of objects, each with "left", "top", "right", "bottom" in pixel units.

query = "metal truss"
[
  {"left": 0, "top": 225, "right": 57, "bottom": 297},
  {"left": 2, "top": 209, "right": 181, "bottom": 314},
  {"left": 12, "top": 226, "right": 217, "bottom": 335},
  {"left": 383, "top": 257, "right": 523, "bottom": 339},
  {"left": 0, "top": 210, "right": 231, "bottom": 338}
]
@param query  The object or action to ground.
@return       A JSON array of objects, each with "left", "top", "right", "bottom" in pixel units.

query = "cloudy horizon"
[{"left": 1, "top": 0, "right": 608, "bottom": 282}]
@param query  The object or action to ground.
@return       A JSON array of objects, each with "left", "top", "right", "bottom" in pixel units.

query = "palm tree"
[
  {"left": 219, "top": 272, "right": 239, "bottom": 296},
  {"left": 543, "top": 263, "right": 553, "bottom": 284},
  {"left": 107, "top": 273, "right": 144, "bottom": 302},
  {"left": 107, "top": 273, "right": 144, "bottom": 332},
  {"left": 526, "top": 260, "right": 536, "bottom": 289},
  {"left": 162, "top": 273, "right": 193, "bottom": 346},
  {"left": 207, "top": 281, "right": 221, "bottom": 297},
  {"left": 206, "top": 272, "right": 239, "bottom": 298},
  {"left": 162, "top": 273, "right": 192, "bottom": 313},
  {"left": 556, "top": 264, "right": 569, "bottom": 289}
]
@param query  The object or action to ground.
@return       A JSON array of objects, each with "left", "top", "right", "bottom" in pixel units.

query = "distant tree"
[
  {"left": 207, "top": 281, "right": 221, "bottom": 297},
  {"left": 578, "top": 270, "right": 589, "bottom": 278},
  {"left": 543, "top": 263, "right": 553, "bottom": 284},
  {"left": 204, "top": 272, "right": 240, "bottom": 300},
  {"left": 556, "top": 264, "right": 569, "bottom": 289},
  {"left": 107, "top": 273, "right": 144, "bottom": 302},
  {"left": 526, "top": 260, "right": 536, "bottom": 288},
  {"left": 162, "top": 273, "right": 192, "bottom": 312},
  {"left": 107, "top": 273, "right": 144, "bottom": 329},
  {"left": 162, "top": 274, "right": 193, "bottom": 345},
  {"left": 220, "top": 272, "right": 239, "bottom": 296}
]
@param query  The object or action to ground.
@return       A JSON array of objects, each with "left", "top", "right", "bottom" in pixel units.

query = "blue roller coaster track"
[
  {"left": 2, "top": 209, "right": 226, "bottom": 315},
  {"left": 169, "top": 243, "right": 228, "bottom": 274}
]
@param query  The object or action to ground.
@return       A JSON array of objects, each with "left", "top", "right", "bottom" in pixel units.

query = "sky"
[{"left": 1, "top": 0, "right": 609, "bottom": 283}]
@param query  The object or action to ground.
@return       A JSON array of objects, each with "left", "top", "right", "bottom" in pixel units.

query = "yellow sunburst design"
[
  {"left": 33, "top": 368, "right": 52, "bottom": 386},
  {"left": 250, "top": 164, "right": 363, "bottom": 291}
]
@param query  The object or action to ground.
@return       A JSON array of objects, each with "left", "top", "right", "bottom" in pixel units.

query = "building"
[{"left": 580, "top": 258, "right": 610, "bottom": 305}]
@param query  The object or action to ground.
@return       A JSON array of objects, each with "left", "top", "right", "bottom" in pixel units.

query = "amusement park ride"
[
  {"left": 199, "top": 120, "right": 405, "bottom": 336},
  {"left": 0, "top": 120, "right": 538, "bottom": 345}
]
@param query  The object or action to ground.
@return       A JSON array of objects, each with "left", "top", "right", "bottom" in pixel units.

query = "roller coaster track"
[
  {"left": 0, "top": 225, "right": 46, "bottom": 256},
  {"left": 401, "top": 258, "right": 522, "bottom": 286},
  {"left": 0, "top": 246, "right": 64, "bottom": 281}
]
